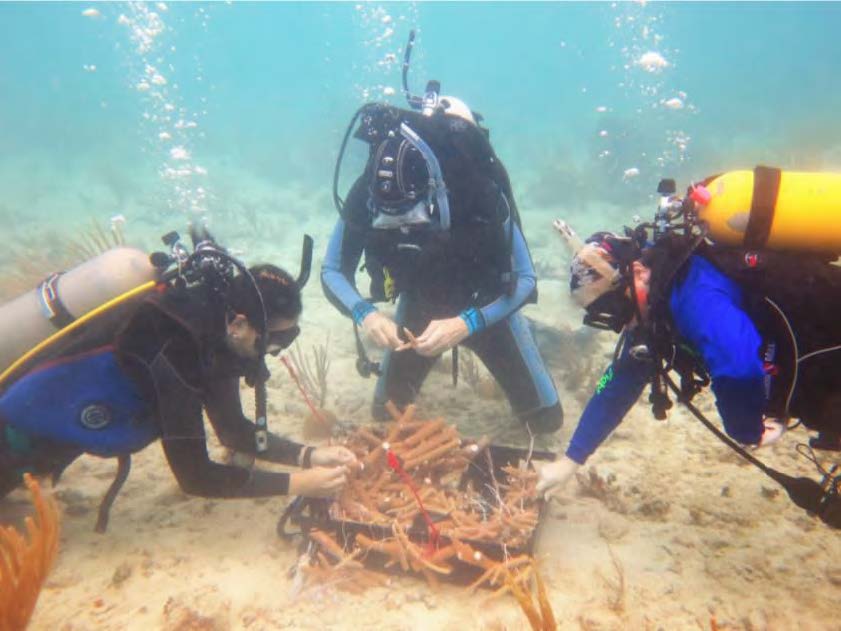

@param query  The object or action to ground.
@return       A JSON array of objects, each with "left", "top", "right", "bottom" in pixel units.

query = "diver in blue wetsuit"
[
  {"left": 536, "top": 224, "right": 841, "bottom": 497},
  {"left": 321, "top": 85, "right": 562, "bottom": 433},
  {"left": 0, "top": 243, "right": 355, "bottom": 529}
]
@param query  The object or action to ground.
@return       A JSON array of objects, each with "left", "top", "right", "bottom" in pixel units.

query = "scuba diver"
[
  {"left": 320, "top": 32, "right": 562, "bottom": 433},
  {"left": 0, "top": 228, "right": 355, "bottom": 532},
  {"left": 536, "top": 168, "right": 841, "bottom": 528}
]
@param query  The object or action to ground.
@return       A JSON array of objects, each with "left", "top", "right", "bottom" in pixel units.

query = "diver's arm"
[
  {"left": 320, "top": 218, "right": 375, "bottom": 324},
  {"left": 459, "top": 220, "right": 536, "bottom": 334},
  {"left": 157, "top": 378, "right": 296, "bottom": 498},
  {"left": 669, "top": 258, "right": 766, "bottom": 444},
  {"left": 202, "top": 377, "right": 304, "bottom": 466},
  {"left": 565, "top": 344, "right": 651, "bottom": 464}
]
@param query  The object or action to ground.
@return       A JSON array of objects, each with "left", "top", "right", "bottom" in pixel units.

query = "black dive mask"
[
  {"left": 264, "top": 325, "right": 300, "bottom": 356},
  {"left": 583, "top": 288, "right": 635, "bottom": 333}
]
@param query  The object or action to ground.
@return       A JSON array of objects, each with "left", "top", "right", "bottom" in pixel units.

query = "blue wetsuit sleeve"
[
  {"left": 320, "top": 218, "right": 376, "bottom": 325},
  {"left": 460, "top": 220, "right": 536, "bottom": 335},
  {"left": 565, "top": 344, "right": 652, "bottom": 464},
  {"left": 670, "top": 257, "right": 765, "bottom": 444}
]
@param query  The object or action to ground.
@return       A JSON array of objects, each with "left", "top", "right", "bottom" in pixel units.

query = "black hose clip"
[
  {"left": 649, "top": 374, "right": 672, "bottom": 420},
  {"left": 356, "top": 356, "right": 382, "bottom": 379}
]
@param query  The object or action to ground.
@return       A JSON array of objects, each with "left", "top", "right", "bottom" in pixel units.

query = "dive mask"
[
  {"left": 582, "top": 288, "right": 635, "bottom": 333},
  {"left": 265, "top": 325, "right": 300, "bottom": 356}
]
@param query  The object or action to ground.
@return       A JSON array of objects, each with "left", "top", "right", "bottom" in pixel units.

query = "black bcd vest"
[{"left": 647, "top": 236, "right": 841, "bottom": 433}]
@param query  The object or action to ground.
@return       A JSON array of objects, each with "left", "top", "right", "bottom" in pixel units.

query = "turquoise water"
[
  {"left": 3, "top": 1, "right": 841, "bottom": 239},
  {"left": 4, "top": 4, "right": 841, "bottom": 629}
]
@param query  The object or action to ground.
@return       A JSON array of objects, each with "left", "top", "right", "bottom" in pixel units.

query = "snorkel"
[{"left": 402, "top": 29, "right": 441, "bottom": 114}]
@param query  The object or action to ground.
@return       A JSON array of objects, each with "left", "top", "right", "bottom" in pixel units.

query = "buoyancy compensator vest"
[{"left": 697, "top": 246, "right": 841, "bottom": 434}]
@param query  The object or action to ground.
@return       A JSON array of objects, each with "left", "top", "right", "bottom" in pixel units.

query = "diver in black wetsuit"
[
  {"left": 0, "top": 251, "right": 355, "bottom": 512},
  {"left": 112, "top": 263, "right": 356, "bottom": 498},
  {"left": 321, "top": 39, "right": 563, "bottom": 433}
]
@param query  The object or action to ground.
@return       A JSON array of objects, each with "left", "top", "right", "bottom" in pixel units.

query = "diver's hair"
[{"left": 228, "top": 264, "right": 302, "bottom": 324}]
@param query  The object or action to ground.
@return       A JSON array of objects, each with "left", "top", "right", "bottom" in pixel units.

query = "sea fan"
[{"left": 0, "top": 473, "right": 61, "bottom": 631}]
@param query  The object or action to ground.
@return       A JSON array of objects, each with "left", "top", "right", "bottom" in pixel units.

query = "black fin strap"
[
  {"left": 452, "top": 346, "right": 459, "bottom": 387},
  {"left": 37, "top": 272, "right": 75, "bottom": 329},
  {"left": 745, "top": 165, "right": 781, "bottom": 249},
  {"left": 95, "top": 454, "right": 131, "bottom": 534}
]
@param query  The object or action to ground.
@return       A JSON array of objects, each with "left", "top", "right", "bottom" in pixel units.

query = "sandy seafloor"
[{"left": 1, "top": 175, "right": 840, "bottom": 631}]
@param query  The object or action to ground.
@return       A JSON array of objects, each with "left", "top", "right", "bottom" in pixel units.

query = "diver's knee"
[
  {"left": 520, "top": 402, "right": 563, "bottom": 434},
  {"left": 371, "top": 400, "right": 390, "bottom": 422}
]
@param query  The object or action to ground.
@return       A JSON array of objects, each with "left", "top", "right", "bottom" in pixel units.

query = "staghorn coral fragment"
[{"left": 299, "top": 402, "right": 549, "bottom": 622}]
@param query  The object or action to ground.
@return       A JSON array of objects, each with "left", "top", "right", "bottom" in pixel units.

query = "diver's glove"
[
  {"left": 534, "top": 455, "right": 581, "bottom": 500},
  {"left": 757, "top": 418, "right": 786, "bottom": 448}
]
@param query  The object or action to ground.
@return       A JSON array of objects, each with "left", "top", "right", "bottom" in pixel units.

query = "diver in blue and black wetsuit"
[
  {"left": 321, "top": 83, "right": 562, "bottom": 434},
  {"left": 0, "top": 243, "right": 356, "bottom": 529},
  {"left": 537, "top": 222, "right": 841, "bottom": 496}
]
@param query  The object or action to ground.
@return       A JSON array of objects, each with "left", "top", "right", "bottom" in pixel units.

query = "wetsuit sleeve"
[
  {"left": 669, "top": 257, "right": 765, "bottom": 444},
  {"left": 565, "top": 343, "right": 652, "bottom": 465},
  {"left": 202, "top": 377, "right": 304, "bottom": 466},
  {"left": 321, "top": 218, "right": 375, "bottom": 325},
  {"left": 322, "top": 174, "right": 378, "bottom": 325},
  {"left": 152, "top": 354, "right": 295, "bottom": 498},
  {"left": 460, "top": 220, "right": 536, "bottom": 334}
]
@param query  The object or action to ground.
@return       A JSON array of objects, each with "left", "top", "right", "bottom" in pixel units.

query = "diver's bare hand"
[
  {"left": 534, "top": 455, "right": 580, "bottom": 500},
  {"left": 288, "top": 466, "right": 348, "bottom": 498},
  {"left": 413, "top": 317, "right": 469, "bottom": 357},
  {"left": 757, "top": 418, "right": 786, "bottom": 448},
  {"left": 311, "top": 446, "right": 358, "bottom": 468},
  {"left": 362, "top": 312, "right": 403, "bottom": 350}
]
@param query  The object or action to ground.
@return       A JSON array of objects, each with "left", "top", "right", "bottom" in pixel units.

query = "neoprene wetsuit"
[
  {"left": 567, "top": 255, "right": 766, "bottom": 464},
  {"left": 0, "top": 288, "right": 306, "bottom": 499},
  {"left": 321, "top": 202, "right": 562, "bottom": 433}
]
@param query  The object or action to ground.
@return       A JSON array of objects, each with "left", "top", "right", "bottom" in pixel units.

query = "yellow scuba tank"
[
  {"left": 0, "top": 247, "right": 157, "bottom": 378},
  {"left": 696, "top": 166, "right": 841, "bottom": 253}
]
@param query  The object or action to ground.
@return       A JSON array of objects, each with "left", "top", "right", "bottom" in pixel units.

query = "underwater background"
[
  {"left": 3, "top": 2, "right": 841, "bottom": 630},
  {"left": 4, "top": 1, "right": 841, "bottom": 252}
]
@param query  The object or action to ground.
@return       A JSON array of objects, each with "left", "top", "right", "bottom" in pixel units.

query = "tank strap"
[
  {"left": 745, "top": 165, "right": 782, "bottom": 249},
  {"left": 37, "top": 272, "right": 75, "bottom": 329}
]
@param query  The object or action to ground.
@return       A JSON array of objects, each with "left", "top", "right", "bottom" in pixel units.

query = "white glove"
[
  {"left": 757, "top": 418, "right": 786, "bottom": 448},
  {"left": 534, "top": 455, "right": 581, "bottom": 500}
]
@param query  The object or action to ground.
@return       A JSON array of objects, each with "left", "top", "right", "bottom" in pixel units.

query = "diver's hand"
[
  {"left": 534, "top": 455, "right": 580, "bottom": 500},
  {"left": 757, "top": 418, "right": 786, "bottom": 448},
  {"left": 288, "top": 466, "right": 348, "bottom": 498},
  {"left": 413, "top": 317, "right": 470, "bottom": 357},
  {"left": 362, "top": 312, "right": 403, "bottom": 350},
  {"left": 311, "top": 446, "right": 358, "bottom": 468}
]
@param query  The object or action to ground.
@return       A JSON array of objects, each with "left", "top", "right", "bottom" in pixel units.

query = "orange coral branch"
[{"left": 0, "top": 474, "right": 60, "bottom": 631}]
